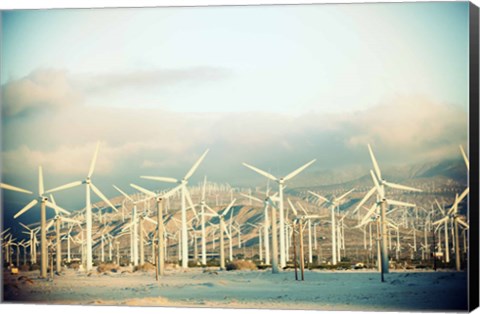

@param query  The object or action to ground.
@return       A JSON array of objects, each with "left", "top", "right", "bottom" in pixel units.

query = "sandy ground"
[{"left": 2, "top": 267, "right": 468, "bottom": 311}]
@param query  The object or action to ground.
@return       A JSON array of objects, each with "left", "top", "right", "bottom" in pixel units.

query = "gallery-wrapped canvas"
[{"left": 1, "top": 1, "right": 479, "bottom": 312}]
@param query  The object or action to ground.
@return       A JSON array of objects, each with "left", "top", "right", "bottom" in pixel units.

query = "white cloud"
[{"left": 1, "top": 69, "right": 82, "bottom": 116}]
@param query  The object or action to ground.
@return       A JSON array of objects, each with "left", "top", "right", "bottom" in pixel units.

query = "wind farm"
[
  {"left": 0, "top": 2, "right": 475, "bottom": 312},
  {"left": 1, "top": 143, "right": 472, "bottom": 310}
]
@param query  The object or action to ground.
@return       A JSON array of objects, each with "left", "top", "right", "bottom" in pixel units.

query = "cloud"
[
  {"left": 76, "top": 67, "right": 233, "bottom": 95},
  {"left": 340, "top": 95, "right": 467, "bottom": 161},
  {"left": 1, "top": 69, "right": 83, "bottom": 116}
]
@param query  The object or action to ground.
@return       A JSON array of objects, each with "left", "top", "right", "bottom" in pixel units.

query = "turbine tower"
[{"left": 242, "top": 159, "right": 316, "bottom": 268}]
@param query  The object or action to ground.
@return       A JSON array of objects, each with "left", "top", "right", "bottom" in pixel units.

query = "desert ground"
[{"left": 2, "top": 267, "right": 467, "bottom": 311}]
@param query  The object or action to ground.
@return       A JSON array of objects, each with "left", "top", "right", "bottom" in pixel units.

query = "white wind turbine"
[
  {"left": 46, "top": 142, "right": 117, "bottom": 271},
  {"left": 242, "top": 159, "right": 316, "bottom": 268},
  {"left": 434, "top": 199, "right": 450, "bottom": 263},
  {"left": 130, "top": 183, "right": 184, "bottom": 276},
  {"left": 355, "top": 144, "right": 421, "bottom": 275},
  {"left": 287, "top": 199, "right": 325, "bottom": 265},
  {"left": 19, "top": 223, "right": 39, "bottom": 264},
  {"left": 13, "top": 166, "right": 70, "bottom": 278},
  {"left": 205, "top": 199, "right": 236, "bottom": 270},
  {"left": 240, "top": 190, "right": 274, "bottom": 266},
  {"left": 433, "top": 191, "right": 469, "bottom": 271},
  {"left": 113, "top": 185, "right": 153, "bottom": 266},
  {"left": 141, "top": 149, "right": 209, "bottom": 269},
  {"left": 308, "top": 189, "right": 354, "bottom": 265}
]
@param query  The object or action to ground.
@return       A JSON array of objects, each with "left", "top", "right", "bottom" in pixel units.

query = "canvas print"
[{"left": 1, "top": 1, "right": 478, "bottom": 311}]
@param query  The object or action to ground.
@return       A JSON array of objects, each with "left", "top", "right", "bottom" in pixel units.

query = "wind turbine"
[
  {"left": 46, "top": 142, "right": 117, "bottom": 271},
  {"left": 130, "top": 183, "right": 184, "bottom": 276},
  {"left": 287, "top": 199, "right": 325, "bottom": 266},
  {"left": 113, "top": 185, "right": 153, "bottom": 266},
  {"left": 433, "top": 192, "right": 469, "bottom": 271},
  {"left": 13, "top": 166, "right": 70, "bottom": 278},
  {"left": 141, "top": 149, "right": 209, "bottom": 268},
  {"left": 205, "top": 199, "right": 236, "bottom": 270},
  {"left": 242, "top": 159, "right": 316, "bottom": 268},
  {"left": 308, "top": 189, "right": 354, "bottom": 265},
  {"left": 356, "top": 144, "right": 421, "bottom": 275},
  {"left": 19, "top": 223, "right": 39, "bottom": 264}
]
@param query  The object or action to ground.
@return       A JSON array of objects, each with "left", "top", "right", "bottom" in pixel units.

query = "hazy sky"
[{"left": 1, "top": 2, "right": 470, "bottom": 219}]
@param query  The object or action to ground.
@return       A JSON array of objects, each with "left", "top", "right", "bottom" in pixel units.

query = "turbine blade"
[
  {"left": 88, "top": 142, "right": 100, "bottom": 178},
  {"left": 432, "top": 216, "right": 449, "bottom": 226},
  {"left": 184, "top": 149, "right": 209, "bottom": 180},
  {"left": 447, "top": 194, "right": 459, "bottom": 215},
  {"left": 113, "top": 185, "right": 134, "bottom": 202},
  {"left": 359, "top": 202, "right": 378, "bottom": 227},
  {"left": 222, "top": 198, "right": 236, "bottom": 217},
  {"left": 91, "top": 183, "right": 118, "bottom": 212},
  {"left": 130, "top": 184, "right": 156, "bottom": 197},
  {"left": 46, "top": 180, "right": 83, "bottom": 194},
  {"left": 370, "top": 170, "right": 382, "bottom": 197},
  {"left": 184, "top": 186, "right": 199, "bottom": 219},
  {"left": 205, "top": 204, "right": 219, "bottom": 216},
  {"left": 296, "top": 202, "right": 309, "bottom": 215},
  {"left": 459, "top": 145, "right": 469, "bottom": 171},
  {"left": 144, "top": 216, "right": 158, "bottom": 225},
  {"left": 457, "top": 218, "right": 469, "bottom": 229},
  {"left": 457, "top": 187, "right": 470, "bottom": 205},
  {"left": 336, "top": 188, "right": 355, "bottom": 203},
  {"left": 18, "top": 222, "right": 32, "bottom": 232},
  {"left": 353, "top": 187, "right": 376, "bottom": 215},
  {"left": 386, "top": 199, "right": 416, "bottom": 208},
  {"left": 239, "top": 193, "right": 263, "bottom": 204},
  {"left": 221, "top": 221, "right": 231, "bottom": 239},
  {"left": 45, "top": 200, "right": 70, "bottom": 216},
  {"left": 287, "top": 198, "right": 298, "bottom": 216},
  {"left": 308, "top": 191, "right": 329, "bottom": 204},
  {"left": 46, "top": 219, "right": 55, "bottom": 231},
  {"left": 367, "top": 144, "right": 382, "bottom": 180},
  {"left": 14, "top": 199, "right": 39, "bottom": 219},
  {"left": 160, "top": 183, "right": 184, "bottom": 199},
  {"left": 383, "top": 181, "right": 422, "bottom": 192},
  {"left": 434, "top": 199, "right": 445, "bottom": 216},
  {"left": 202, "top": 176, "right": 207, "bottom": 200},
  {"left": 38, "top": 166, "right": 44, "bottom": 195},
  {"left": 61, "top": 217, "right": 81, "bottom": 225},
  {"left": 284, "top": 159, "right": 316, "bottom": 181},
  {"left": 242, "top": 163, "right": 277, "bottom": 182},
  {"left": 0, "top": 228, "right": 11, "bottom": 236},
  {"left": 141, "top": 176, "right": 178, "bottom": 183},
  {"left": 0, "top": 183, "right": 33, "bottom": 194}
]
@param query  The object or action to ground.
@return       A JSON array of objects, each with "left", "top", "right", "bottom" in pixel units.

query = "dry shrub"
[
  {"left": 134, "top": 262, "right": 155, "bottom": 272},
  {"left": 19, "top": 264, "right": 30, "bottom": 272},
  {"left": 69, "top": 262, "right": 80, "bottom": 270},
  {"left": 97, "top": 263, "right": 120, "bottom": 273},
  {"left": 226, "top": 260, "right": 257, "bottom": 271},
  {"left": 30, "top": 264, "right": 40, "bottom": 271}
]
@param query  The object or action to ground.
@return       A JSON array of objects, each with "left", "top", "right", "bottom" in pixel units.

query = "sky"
[{"left": 0, "top": 1, "right": 471, "bottom": 225}]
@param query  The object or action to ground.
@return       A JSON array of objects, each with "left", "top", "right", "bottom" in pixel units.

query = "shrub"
[
  {"left": 226, "top": 260, "right": 257, "bottom": 271},
  {"left": 133, "top": 262, "right": 155, "bottom": 272},
  {"left": 30, "top": 264, "right": 40, "bottom": 271},
  {"left": 69, "top": 262, "right": 80, "bottom": 270},
  {"left": 97, "top": 263, "right": 119, "bottom": 273},
  {"left": 19, "top": 264, "right": 30, "bottom": 272}
]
